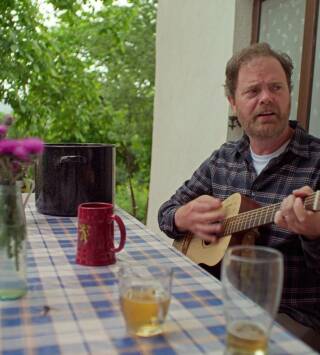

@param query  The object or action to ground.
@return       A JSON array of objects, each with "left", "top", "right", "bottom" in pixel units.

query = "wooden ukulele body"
[
  {"left": 173, "top": 193, "right": 260, "bottom": 277},
  {"left": 172, "top": 191, "right": 320, "bottom": 278}
]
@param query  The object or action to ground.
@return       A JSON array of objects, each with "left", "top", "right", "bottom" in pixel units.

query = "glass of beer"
[
  {"left": 118, "top": 265, "right": 173, "bottom": 337},
  {"left": 222, "top": 246, "right": 284, "bottom": 355}
]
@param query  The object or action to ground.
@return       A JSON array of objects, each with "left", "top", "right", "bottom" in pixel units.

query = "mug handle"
[{"left": 110, "top": 214, "right": 126, "bottom": 253}]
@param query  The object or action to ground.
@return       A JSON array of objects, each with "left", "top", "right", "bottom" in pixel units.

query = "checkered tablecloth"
[{"left": 0, "top": 198, "right": 316, "bottom": 355}]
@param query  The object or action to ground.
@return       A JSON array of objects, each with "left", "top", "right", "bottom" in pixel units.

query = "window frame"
[{"left": 251, "top": 0, "right": 319, "bottom": 130}]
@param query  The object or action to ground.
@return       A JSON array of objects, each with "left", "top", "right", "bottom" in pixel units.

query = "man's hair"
[{"left": 225, "top": 42, "right": 294, "bottom": 98}]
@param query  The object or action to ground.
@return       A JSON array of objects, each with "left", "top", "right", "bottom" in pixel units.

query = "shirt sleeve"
[
  {"left": 300, "top": 236, "right": 320, "bottom": 273},
  {"left": 158, "top": 155, "right": 214, "bottom": 239}
]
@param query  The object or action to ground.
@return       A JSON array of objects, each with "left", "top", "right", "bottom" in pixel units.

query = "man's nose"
[{"left": 259, "top": 89, "right": 272, "bottom": 104}]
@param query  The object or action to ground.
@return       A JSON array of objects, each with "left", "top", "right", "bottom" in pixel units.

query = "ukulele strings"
[{"left": 222, "top": 193, "right": 315, "bottom": 236}]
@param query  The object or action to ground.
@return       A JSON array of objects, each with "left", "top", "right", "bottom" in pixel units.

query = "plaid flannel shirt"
[{"left": 158, "top": 121, "right": 320, "bottom": 331}]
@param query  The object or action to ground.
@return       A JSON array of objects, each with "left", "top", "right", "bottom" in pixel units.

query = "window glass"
[{"left": 259, "top": 0, "right": 306, "bottom": 121}]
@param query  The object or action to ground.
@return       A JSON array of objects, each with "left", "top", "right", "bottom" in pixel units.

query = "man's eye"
[
  {"left": 271, "top": 84, "right": 282, "bottom": 91},
  {"left": 246, "top": 89, "right": 258, "bottom": 96}
]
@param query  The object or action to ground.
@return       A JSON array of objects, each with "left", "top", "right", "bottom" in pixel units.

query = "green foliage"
[
  {"left": 0, "top": 0, "right": 157, "bottom": 221},
  {"left": 116, "top": 180, "right": 149, "bottom": 223}
]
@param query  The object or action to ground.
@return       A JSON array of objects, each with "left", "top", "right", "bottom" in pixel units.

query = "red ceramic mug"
[{"left": 76, "top": 202, "right": 126, "bottom": 266}]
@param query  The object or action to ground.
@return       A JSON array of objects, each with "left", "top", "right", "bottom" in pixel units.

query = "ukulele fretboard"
[{"left": 222, "top": 192, "right": 319, "bottom": 236}]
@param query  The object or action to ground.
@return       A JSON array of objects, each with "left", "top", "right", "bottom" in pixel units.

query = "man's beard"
[
  {"left": 244, "top": 118, "right": 287, "bottom": 139},
  {"left": 241, "top": 103, "right": 291, "bottom": 140}
]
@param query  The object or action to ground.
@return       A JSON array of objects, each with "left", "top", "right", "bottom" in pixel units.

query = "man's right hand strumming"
[{"left": 174, "top": 195, "right": 225, "bottom": 242}]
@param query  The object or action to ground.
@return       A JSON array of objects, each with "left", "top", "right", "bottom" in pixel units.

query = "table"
[{"left": 0, "top": 198, "right": 316, "bottom": 354}]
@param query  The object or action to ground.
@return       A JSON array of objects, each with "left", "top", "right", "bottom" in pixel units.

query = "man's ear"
[{"left": 228, "top": 96, "right": 237, "bottom": 115}]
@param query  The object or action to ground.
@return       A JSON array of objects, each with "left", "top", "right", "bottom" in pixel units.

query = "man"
[{"left": 158, "top": 43, "right": 320, "bottom": 351}]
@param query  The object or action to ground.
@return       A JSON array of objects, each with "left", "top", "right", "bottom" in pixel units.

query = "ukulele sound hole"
[{"left": 202, "top": 240, "right": 212, "bottom": 247}]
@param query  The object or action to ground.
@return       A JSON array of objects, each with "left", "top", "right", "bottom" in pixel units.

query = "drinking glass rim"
[
  {"left": 118, "top": 264, "right": 174, "bottom": 278},
  {"left": 225, "top": 245, "right": 283, "bottom": 263}
]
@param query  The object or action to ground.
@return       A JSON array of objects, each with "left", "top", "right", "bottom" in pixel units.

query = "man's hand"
[
  {"left": 274, "top": 186, "right": 320, "bottom": 240},
  {"left": 174, "top": 195, "right": 224, "bottom": 242}
]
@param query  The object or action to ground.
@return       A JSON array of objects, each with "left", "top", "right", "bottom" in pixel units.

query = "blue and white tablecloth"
[{"left": 0, "top": 198, "right": 316, "bottom": 354}]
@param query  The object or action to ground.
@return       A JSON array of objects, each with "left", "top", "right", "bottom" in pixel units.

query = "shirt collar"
[{"left": 235, "top": 120, "right": 311, "bottom": 159}]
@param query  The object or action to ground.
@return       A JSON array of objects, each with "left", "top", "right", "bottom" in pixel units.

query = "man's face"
[{"left": 228, "top": 56, "right": 291, "bottom": 140}]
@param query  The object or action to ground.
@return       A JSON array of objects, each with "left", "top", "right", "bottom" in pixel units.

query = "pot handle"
[{"left": 59, "top": 155, "right": 87, "bottom": 165}]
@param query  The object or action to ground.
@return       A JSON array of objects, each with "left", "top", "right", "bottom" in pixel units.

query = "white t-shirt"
[{"left": 250, "top": 140, "right": 290, "bottom": 175}]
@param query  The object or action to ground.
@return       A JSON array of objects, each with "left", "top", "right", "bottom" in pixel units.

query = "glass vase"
[{"left": 0, "top": 183, "right": 27, "bottom": 300}]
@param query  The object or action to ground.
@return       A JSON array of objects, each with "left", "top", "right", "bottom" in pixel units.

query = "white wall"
[
  {"left": 147, "top": 0, "right": 235, "bottom": 235},
  {"left": 147, "top": 0, "right": 253, "bottom": 237}
]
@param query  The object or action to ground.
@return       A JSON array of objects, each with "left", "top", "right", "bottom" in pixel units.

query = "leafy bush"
[{"left": 0, "top": 0, "right": 157, "bottom": 222}]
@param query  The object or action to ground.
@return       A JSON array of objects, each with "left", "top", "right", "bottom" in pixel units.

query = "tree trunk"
[{"left": 128, "top": 172, "right": 137, "bottom": 218}]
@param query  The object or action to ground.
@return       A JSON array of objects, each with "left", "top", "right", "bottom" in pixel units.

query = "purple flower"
[
  {"left": 12, "top": 145, "right": 29, "bottom": 161},
  {"left": 22, "top": 138, "right": 44, "bottom": 154},
  {"left": 0, "top": 132, "right": 44, "bottom": 185},
  {"left": 0, "top": 139, "right": 20, "bottom": 154},
  {"left": 2, "top": 114, "right": 14, "bottom": 126},
  {"left": 11, "top": 160, "right": 22, "bottom": 174},
  {"left": 0, "top": 125, "right": 8, "bottom": 137}
]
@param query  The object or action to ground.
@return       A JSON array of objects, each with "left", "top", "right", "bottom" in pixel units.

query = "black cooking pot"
[{"left": 35, "top": 143, "right": 115, "bottom": 216}]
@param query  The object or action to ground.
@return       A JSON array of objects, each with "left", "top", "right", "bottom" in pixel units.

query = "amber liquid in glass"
[
  {"left": 120, "top": 286, "right": 170, "bottom": 337},
  {"left": 226, "top": 321, "right": 268, "bottom": 355}
]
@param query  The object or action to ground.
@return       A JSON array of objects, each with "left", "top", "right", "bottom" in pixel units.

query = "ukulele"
[{"left": 173, "top": 191, "right": 320, "bottom": 276}]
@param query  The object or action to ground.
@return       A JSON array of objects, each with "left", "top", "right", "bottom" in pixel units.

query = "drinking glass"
[
  {"left": 222, "top": 246, "right": 284, "bottom": 355},
  {"left": 118, "top": 265, "right": 173, "bottom": 337}
]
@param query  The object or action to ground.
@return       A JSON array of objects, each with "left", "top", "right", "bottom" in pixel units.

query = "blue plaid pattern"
[
  {"left": 0, "top": 197, "right": 316, "bottom": 354},
  {"left": 158, "top": 121, "right": 320, "bottom": 330}
]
